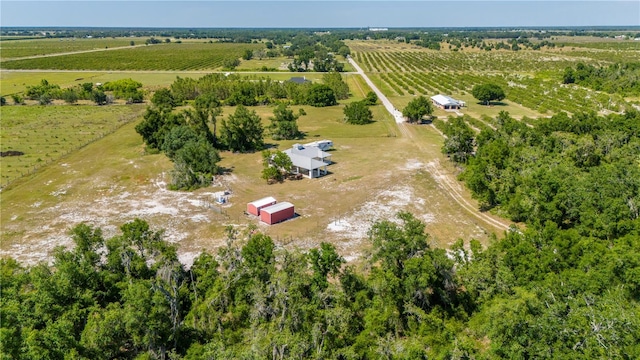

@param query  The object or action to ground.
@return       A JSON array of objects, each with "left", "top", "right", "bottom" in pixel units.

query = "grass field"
[
  {"left": 0, "top": 37, "right": 142, "bottom": 59},
  {"left": 1, "top": 42, "right": 263, "bottom": 70},
  {"left": 0, "top": 104, "right": 147, "bottom": 187}
]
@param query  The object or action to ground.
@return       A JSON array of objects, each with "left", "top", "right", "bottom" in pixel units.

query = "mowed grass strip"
[
  {"left": 1, "top": 42, "right": 263, "bottom": 71},
  {"left": 0, "top": 37, "right": 140, "bottom": 59},
  {"left": 0, "top": 104, "right": 147, "bottom": 187}
]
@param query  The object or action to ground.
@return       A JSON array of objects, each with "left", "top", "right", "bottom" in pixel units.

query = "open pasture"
[
  {"left": 0, "top": 37, "right": 142, "bottom": 59},
  {"left": 0, "top": 104, "right": 146, "bottom": 188},
  {"left": 0, "top": 97, "right": 498, "bottom": 265},
  {"left": 1, "top": 42, "right": 262, "bottom": 71}
]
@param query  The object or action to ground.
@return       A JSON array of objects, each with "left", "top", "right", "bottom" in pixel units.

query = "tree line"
[
  {"left": 6, "top": 78, "right": 145, "bottom": 106},
  {"left": 563, "top": 62, "right": 640, "bottom": 96},
  {"left": 2, "top": 208, "right": 638, "bottom": 358}
]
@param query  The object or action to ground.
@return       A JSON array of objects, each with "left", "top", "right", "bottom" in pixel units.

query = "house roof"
[
  {"left": 248, "top": 196, "right": 277, "bottom": 208},
  {"left": 288, "top": 77, "right": 308, "bottom": 84},
  {"left": 284, "top": 151, "right": 329, "bottom": 171},
  {"left": 431, "top": 94, "right": 460, "bottom": 106},
  {"left": 261, "top": 202, "right": 294, "bottom": 214},
  {"left": 288, "top": 144, "right": 331, "bottom": 159}
]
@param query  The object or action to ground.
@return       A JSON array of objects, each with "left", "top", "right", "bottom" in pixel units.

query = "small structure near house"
[
  {"left": 284, "top": 144, "right": 332, "bottom": 179},
  {"left": 247, "top": 196, "right": 277, "bottom": 216},
  {"left": 260, "top": 202, "right": 295, "bottom": 225},
  {"left": 303, "top": 139, "right": 333, "bottom": 151},
  {"left": 431, "top": 94, "right": 464, "bottom": 110}
]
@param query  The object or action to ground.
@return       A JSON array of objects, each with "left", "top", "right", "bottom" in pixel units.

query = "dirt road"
[{"left": 347, "top": 56, "right": 511, "bottom": 232}]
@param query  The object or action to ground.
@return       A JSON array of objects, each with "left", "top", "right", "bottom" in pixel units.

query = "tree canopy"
[
  {"left": 306, "top": 84, "right": 337, "bottom": 107},
  {"left": 343, "top": 100, "right": 373, "bottom": 125},
  {"left": 471, "top": 83, "right": 506, "bottom": 105},
  {"left": 268, "top": 103, "right": 303, "bottom": 140},
  {"left": 402, "top": 95, "right": 433, "bottom": 123},
  {"left": 219, "top": 105, "right": 265, "bottom": 152}
]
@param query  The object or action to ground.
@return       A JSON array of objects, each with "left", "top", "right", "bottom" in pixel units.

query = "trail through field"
[{"left": 348, "top": 56, "right": 511, "bottom": 232}]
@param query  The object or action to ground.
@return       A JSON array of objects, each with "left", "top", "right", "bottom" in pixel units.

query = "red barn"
[
  {"left": 260, "top": 202, "right": 295, "bottom": 225},
  {"left": 247, "top": 196, "right": 277, "bottom": 216}
]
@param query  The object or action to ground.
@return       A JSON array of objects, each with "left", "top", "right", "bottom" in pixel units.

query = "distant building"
[
  {"left": 369, "top": 27, "right": 389, "bottom": 32},
  {"left": 431, "top": 94, "right": 465, "bottom": 110},
  {"left": 288, "top": 76, "right": 309, "bottom": 84}
]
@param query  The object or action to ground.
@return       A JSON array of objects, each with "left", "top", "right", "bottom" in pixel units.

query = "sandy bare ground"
[
  {"left": 1, "top": 164, "right": 235, "bottom": 267},
  {"left": 1, "top": 154, "right": 478, "bottom": 268}
]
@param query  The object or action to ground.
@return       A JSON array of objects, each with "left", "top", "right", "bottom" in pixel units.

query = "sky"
[{"left": 1, "top": 1, "right": 639, "bottom": 28}]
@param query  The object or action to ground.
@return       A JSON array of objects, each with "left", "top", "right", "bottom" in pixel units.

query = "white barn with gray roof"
[{"left": 431, "top": 94, "right": 465, "bottom": 110}]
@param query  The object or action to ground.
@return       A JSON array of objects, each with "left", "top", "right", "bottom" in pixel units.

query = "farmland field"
[
  {"left": 0, "top": 37, "right": 142, "bottom": 59},
  {"left": 1, "top": 42, "right": 263, "bottom": 70},
  {"left": 348, "top": 40, "right": 635, "bottom": 120},
  {"left": 0, "top": 104, "right": 146, "bottom": 187}
]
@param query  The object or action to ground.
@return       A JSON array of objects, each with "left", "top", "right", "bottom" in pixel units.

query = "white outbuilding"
[{"left": 431, "top": 94, "right": 464, "bottom": 110}]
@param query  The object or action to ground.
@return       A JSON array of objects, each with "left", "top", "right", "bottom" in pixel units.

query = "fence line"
[{"left": 1, "top": 113, "right": 139, "bottom": 190}]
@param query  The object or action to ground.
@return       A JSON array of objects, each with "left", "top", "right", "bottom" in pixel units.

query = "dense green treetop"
[
  {"left": 471, "top": 83, "right": 506, "bottom": 105},
  {"left": 402, "top": 95, "right": 433, "bottom": 123},
  {"left": 343, "top": 100, "right": 373, "bottom": 125},
  {"left": 219, "top": 105, "right": 265, "bottom": 152}
]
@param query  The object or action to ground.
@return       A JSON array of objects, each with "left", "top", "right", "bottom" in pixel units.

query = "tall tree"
[
  {"left": 261, "top": 150, "right": 293, "bottom": 183},
  {"left": 170, "top": 138, "right": 221, "bottom": 190},
  {"left": 442, "top": 116, "right": 475, "bottom": 164},
  {"left": 269, "top": 103, "right": 303, "bottom": 140},
  {"left": 192, "top": 93, "right": 222, "bottom": 147},
  {"left": 306, "top": 84, "right": 337, "bottom": 107},
  {"left": 343, "top": 101, "right": 373, "bottom": 125},
  {"left": 322, "top": 71, "right": 349, "bottom": 100},
  {"left": 472, "top": 83, "right": 505, "bottom": 105},
  {"left": 402, "top": 96, "right": 433, "bottom": 123},
  {"left": 219, "top": 105, "right": 265, "bottom": 152}
]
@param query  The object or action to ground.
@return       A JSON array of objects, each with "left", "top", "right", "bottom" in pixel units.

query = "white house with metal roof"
[
  {"left": 283, "top": 143, "right": 332, "bottom": 179},
  {"left": 431, "top": 94, "right": 465, "bottom": 110}
]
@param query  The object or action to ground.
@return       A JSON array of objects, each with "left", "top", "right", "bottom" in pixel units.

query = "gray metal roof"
[
  {"left": 248, "top": 196, "right": 277, "bottom": 208},
  {"left": 284, "top": 151, "right": 329, "bottom": 170},
  {"left": 288, "top": 144, "right": 331, "bottom": 160},
  {"left": 261, "top": 202, "right": 294, "bottom": 214}
]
